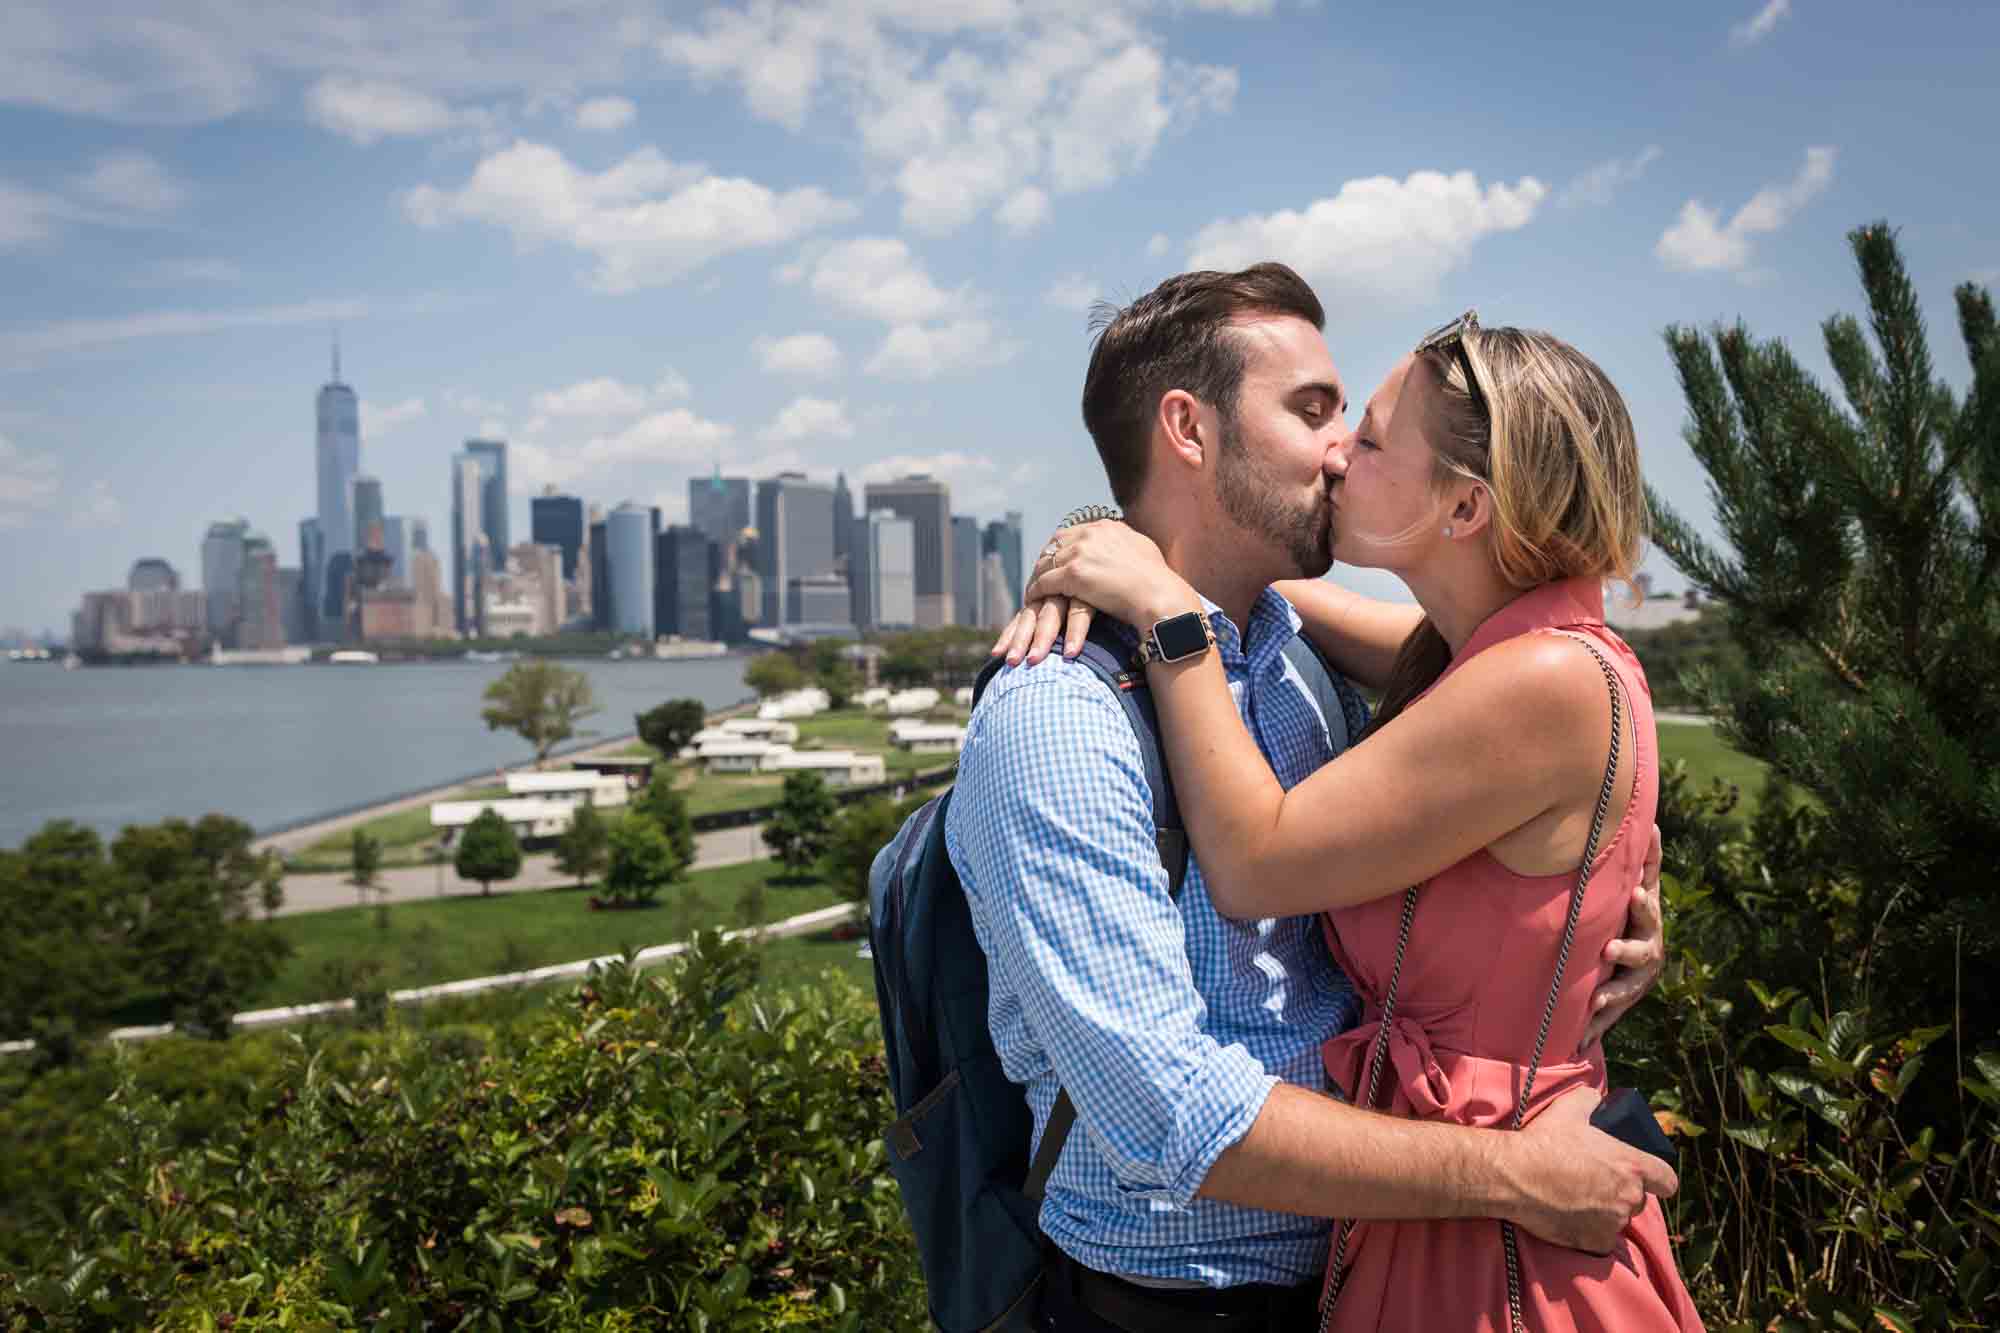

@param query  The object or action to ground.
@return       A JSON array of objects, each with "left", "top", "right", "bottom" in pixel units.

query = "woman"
[{"left": 1001, "top": 316, "right": 1703, "bottom": 1331}]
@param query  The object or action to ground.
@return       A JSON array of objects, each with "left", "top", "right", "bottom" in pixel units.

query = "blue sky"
[{"left": 1, "top": 0, "right": 1994, "bottom": 636}]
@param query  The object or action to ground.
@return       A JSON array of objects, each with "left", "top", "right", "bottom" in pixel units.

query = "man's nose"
[{"left": 1324, "top": 436, "right": 1351, "bottom": 479}]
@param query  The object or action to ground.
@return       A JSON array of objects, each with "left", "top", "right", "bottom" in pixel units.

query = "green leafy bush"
[{"left": 0, "top": 934, "right": 924, "bottom": 1330}]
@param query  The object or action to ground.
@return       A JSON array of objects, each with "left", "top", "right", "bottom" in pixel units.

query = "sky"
[{"left": 1, "top": 0, "right": 1995, "bottom": 636}]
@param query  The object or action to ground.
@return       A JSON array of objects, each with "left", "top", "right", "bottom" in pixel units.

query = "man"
[{"left": 947, "top": 264, "right": 1672, "bottom": 1333}]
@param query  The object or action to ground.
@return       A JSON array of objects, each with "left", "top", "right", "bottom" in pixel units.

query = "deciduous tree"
[
  {"left": 762, "top": 772, "right": 836, "bottom": 880},
  {"left": 553, "top": 804, "right": 609, "bottom": 888},
  {"left": 480, "top": 662, "right": 598, "bottom": 768},
  {"left": 635, "top": 698, "right": 708, "bottom": 756}
]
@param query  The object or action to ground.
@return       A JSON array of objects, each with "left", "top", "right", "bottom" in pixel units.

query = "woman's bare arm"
[{"left": 1272, "top": 578, "right": 1425, "bottom": 692}]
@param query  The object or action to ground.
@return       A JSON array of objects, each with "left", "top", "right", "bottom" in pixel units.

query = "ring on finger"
[{"left": 1040, "top": 540, "right": 1061, "bottom": 560}]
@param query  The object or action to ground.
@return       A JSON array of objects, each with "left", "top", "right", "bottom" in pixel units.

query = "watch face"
[{"left": 1152, "top": 612, "right": 1210, "bottom": 662}]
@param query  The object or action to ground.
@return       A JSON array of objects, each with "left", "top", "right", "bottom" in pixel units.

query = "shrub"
[
  {"left": 454, "top": 809, "right": 522, "bottom": 896},
  {"left": 601, "top": 818, "right": 679, "bottom": 909},
  {"left": 631, "top": 781, "right": 697, "bottom": 874},
  {"left": 555, "top": 804, "right": 611, "bottom": 888},
  {"left": 0, "top": 934, "right": 926, "bottom": 1330},
  {"left": 762, "top": 774, "right": 835, "bottom": 880},
  {"left": 636, "top": 699, "right": 708, "bottom": 757}
]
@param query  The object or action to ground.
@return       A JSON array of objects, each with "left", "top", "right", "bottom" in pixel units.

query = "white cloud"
[
  {"left": 362, "top": 396, "right": 428, "bottom": 435},
  {"left": 530, "top": 377, "right": 651, "bottom": 419},
  {"left": 1146, "top": 232, "right": 1169, "bottom": 258},
  {"left": 654, "top": 367, "right": 692, "bottom": 400},
  {"left": 0, "top": 435, "right": 61, "bottom": 528},
  {"left": 72, "top": 480, "right": 123, "bottom": 528},
  {"left": 574, "top": 95, "right": 636, "bottom": 131},
  {"left": 1187, "top": 170, "right": 1549, "bottom": 308},
  {"left": 74, "top": 151, "right": 188, "bottom": 213},
  {"left": 755, "top": 332, "right": 844, "bottom": 377},
  {"left": 996, "top": 185, "right": 1050, "bottom": 234},
  {"left": 807, "top": 235, "right": 958, "bottom": 323},
  {"left": 762, "top": 395, "right": 856, "bottom": 442},
  {"left": 445, "top": 390, "right": 506, "bottom": 416},
  {"left": 1043, "top": 273, "right": 1100, "bottom": 311},
  {"left": 512, "top": 406, "right": 736, "bottom": 488},
  {"left": 0, "top": 297, "right": 367, "bottom": 367},
  {"left": 857, "top": 449, "right": 1017, "bottom": 510},
  {"left": 0, "top": 182, "right": 74, "bottom": 249},
  {"left": 1656, "top": 146, "right": 1836, "bottom": 274},
  {"left": 866, "top": 319, "right": 1019, "bottom": 380},
  {"left": 141, "top": 258, "right": 244, "bottom": 284},
  {"left": 305, "top": 75, "right": 483, "bottom": 144},
  {"left": 1730, "top": 0, "right": 1791, "bottom": 49},
  {"left": 660, "top": 4, "right": 1250, "bottom": 235},
  {"left": 1559, "top": 145, "right": 1662, "bottom": 208},
  {"left": 404, "top": 139, "right": 856, "bottom": 291}
]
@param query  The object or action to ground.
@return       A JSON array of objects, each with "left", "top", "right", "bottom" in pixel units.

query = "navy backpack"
[{"left": 867, "top": 622, "right": 1360, "bottom": 1332}]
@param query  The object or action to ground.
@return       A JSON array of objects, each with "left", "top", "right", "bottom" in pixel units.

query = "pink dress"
[{"left": 1317, "top": 579, "right": 1704, "bottom": 1332}]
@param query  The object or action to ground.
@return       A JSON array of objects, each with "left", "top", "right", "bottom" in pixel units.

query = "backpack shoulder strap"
[
  {"left": 1006, "top": 623, "right": 1188, "bottom": 1202},
  {"left": 1280, "top": 629, "right": 1371, "bottom": 755}
]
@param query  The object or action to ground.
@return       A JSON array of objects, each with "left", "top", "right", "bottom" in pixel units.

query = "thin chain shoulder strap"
[
  {"left": 1317, "top": 631, "right": 1626, "bottom": 1333},
  {"left": 1499, "top": 631, "right": 1627, "bottom": 1333}
]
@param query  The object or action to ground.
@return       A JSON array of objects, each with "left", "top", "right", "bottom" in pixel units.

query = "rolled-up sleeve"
[{"left": 950, "top": 667, "right": 1277, "bottom": 1208}]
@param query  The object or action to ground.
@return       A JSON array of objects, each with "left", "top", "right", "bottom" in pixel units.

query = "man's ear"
[{"left": 1158, "top": 389, "right": 1207, "bottom": 469}]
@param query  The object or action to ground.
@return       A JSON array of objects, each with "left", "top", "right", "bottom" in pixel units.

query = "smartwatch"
[{"left": 1141, "top": 610, "right": 1215, "bottom": 665}]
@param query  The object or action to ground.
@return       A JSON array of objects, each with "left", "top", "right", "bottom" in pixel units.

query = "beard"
[{"left": 1214, "top": 412, "right": 1334, "bottom": 579}]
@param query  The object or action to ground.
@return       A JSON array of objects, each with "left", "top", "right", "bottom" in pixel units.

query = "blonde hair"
[{"left": 1368, "top": 327, "right": 1648, "bottom": 733}]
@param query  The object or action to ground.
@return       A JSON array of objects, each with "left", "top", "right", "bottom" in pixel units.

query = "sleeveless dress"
[{"left": 1317, "top": 578, "right": 1704, "bottom": 1332}]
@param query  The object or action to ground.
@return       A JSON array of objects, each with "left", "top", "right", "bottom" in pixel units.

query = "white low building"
[
  {"left": 503, "top": 771, "right": 629, "bottom": 808},
  {"left": 954, "top": 686, "right": 974, "bottom": 707},
  {"left": 767, "top": 749, "right": 886, "bottom": 787},
  {"left": 430, "top": 797, "right": 576, "bottom": 842},
  {"left": 720, "top": 717, "right": 800, "bottom": 743},
  {"left": 890, "top": 722, "right": 967, "bottom": 755},
  {"left": 857, "top": 687, "right": 891, "bottom": 710},
  {"left": 885, "top": 687, "right": 941, "bottom": 715},
  {"left": 698, "top": 739, "right": 789, "bottom": 773}
]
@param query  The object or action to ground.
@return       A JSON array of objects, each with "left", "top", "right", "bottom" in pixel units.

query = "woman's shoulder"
[{"left": 1429, "top": 629, "right": 1626, "bottom": 769}]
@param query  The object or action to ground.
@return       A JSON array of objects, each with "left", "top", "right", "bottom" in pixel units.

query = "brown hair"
[
  {"left": 1081, "top": 263, "right": 1325, "bottom": 506},
  {"left": 1367, "top": 327, "right": 1647, "bottom": 734}
]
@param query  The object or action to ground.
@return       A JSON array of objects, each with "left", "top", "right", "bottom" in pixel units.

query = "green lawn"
[
  {"left": 290, "top": 785, "right": 509, "bottom": 872},
  {"left": 259, "top": 861, "right": 845, "bottom": 1009},
  {"left": 1657, "top": 719, "right": 1771, "bottom": 820}
]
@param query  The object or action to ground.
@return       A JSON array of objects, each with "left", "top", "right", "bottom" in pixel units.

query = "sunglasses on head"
[{"left": 1415, "top": 309, "right": 1490, "bottom": 425}]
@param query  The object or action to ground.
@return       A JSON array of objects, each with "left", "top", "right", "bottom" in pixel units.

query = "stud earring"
[{"left": 1442, "top": 525, "right": 1454, "bottom": 538}]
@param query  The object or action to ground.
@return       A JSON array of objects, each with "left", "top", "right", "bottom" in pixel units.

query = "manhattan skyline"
[{"left": 3, "top": 1, "right": 1997, "bottom": 633}]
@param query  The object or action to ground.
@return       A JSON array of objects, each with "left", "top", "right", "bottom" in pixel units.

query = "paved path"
[
  {"left": 253, "top": 732, "right": 649, "bottom": 859},
  {"left": 275, "top": 823, "right": 768, "bottom": 917},
  {"left": 1655, "top": 710, "right": 1714, "bottom": 727}
]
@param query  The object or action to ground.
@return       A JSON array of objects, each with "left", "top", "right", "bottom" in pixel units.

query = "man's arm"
[
  {"left": 949, "top": 666, "right": 1275, "bottom": 1206},
  {"left": 1200, "top": 1084, "right": 1676, "bottom": 1254}
]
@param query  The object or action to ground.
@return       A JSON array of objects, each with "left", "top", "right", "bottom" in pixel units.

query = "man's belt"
[{"left": 1056, "top": 1250, "right": 1319, "bottom": 1331}]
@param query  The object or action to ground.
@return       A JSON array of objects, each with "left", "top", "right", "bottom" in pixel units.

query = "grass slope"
[
  {"left": 259, "top": 861, "right": 843, "bottom": 1009},
  {"left": 1656, "top": 719, "right": 1771, "bottom": 820}
]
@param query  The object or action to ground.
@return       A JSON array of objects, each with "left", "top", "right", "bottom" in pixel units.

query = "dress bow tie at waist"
[{"left": 1323, "top": 1013, "right": 1600, "bottom": 1127}]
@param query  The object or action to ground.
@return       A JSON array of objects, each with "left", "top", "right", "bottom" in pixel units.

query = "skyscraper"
[
  {"left": 606, "top": 503, "right": 655, "bottom": 639},
  {"left": 657, "top": 525, "right": 714, "bottom": 640},
  {"left": 952, "top": 514, "right": 981, "bottom": 627},
  {"left": 315, "top": 342, "right": 360, "bottom": 617},
  {"left": 380, "top": 516, "right": 416, "bottom": 585},
  {"left": 236, "top": 533, "right": 284, "bottom": 651},
  {"left": 298, "top": 517, "right": 323, "bottom": 644},
  {"left": 589, "top": 517, "right": 610, "bottom": 631},
  {"left": 451, "top": 451, "right": 486, "bottom": 635},
  {"left": 201, "top": 518, "right": 250, "bottom": 645},
  {"left": 689, "top": 470, "right": 751, "bottom": 545},
  {"left": 754, "top": 473, "right": 837, "bottom": 625},
  {"left": 351, "top": 474, "right": 385, "bottom": 552},
  {"left": 855, "top": 510, "right": 915, "bottom": 629},
  {"left": 864, "top": 475, "right": 953, "bottom": 627},
  {"left": 530, "top": 491, "right": 584, "bottom": 583},
  {"left": 832, "top": 471, "right": 854, "bottom": 565},
  {"left": 985, "top": 510, "right": 1024, "bottom": 607},
  {"left": 464, "top": 439, "right": 509, "bottom": 568}
]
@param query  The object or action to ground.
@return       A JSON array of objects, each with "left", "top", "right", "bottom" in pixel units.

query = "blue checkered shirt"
[{"left": 944, "top": 588, "right": 1363, "bottom": 1287}]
